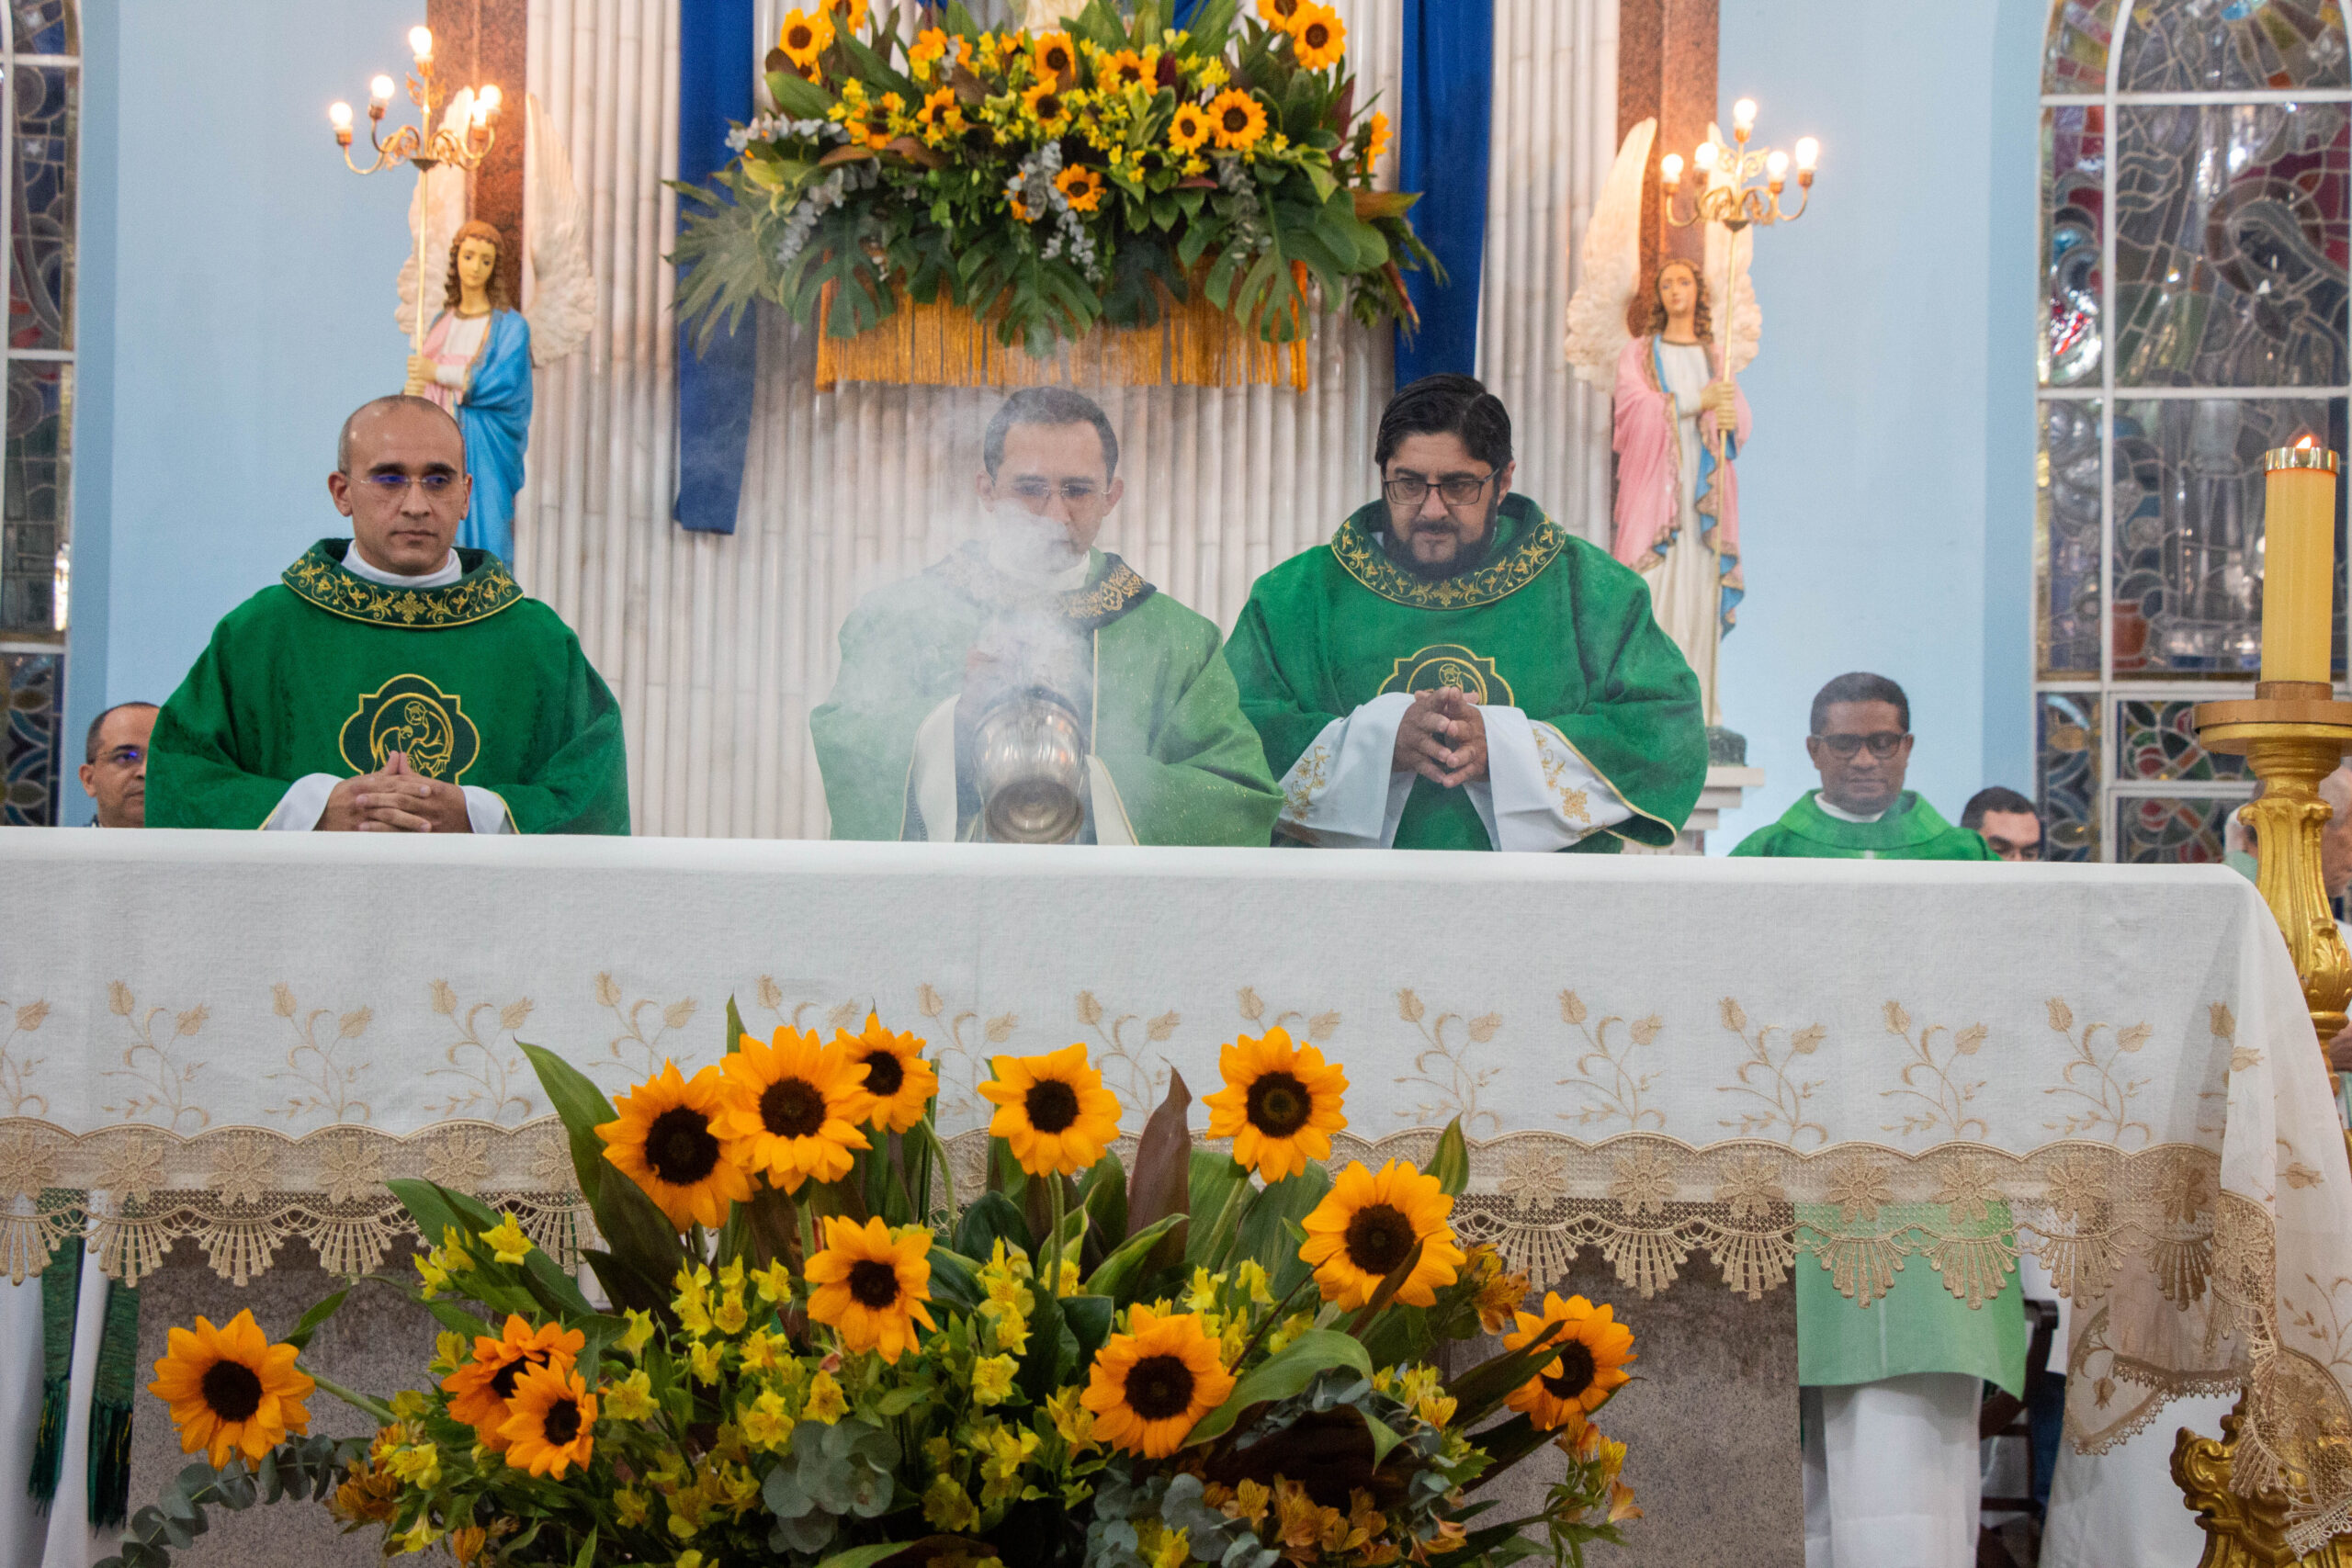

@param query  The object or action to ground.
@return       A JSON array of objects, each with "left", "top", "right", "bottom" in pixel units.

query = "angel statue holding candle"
[
  {"left": 394, "top": 92, "right": 596, "bottom": 563},
  {"left": 1566, "top": 118, "right": 1759, "bottom": 737}
]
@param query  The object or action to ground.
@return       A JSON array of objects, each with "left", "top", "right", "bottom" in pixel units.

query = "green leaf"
[
  {"left": 837, "top": 31, "right": 920, "bottom": 100},
  {"left": 1238, "top": 1163, "right": 1329, "bottom": 1297},
  {"left": 1184, "top": 1148, "right": 1250, "bottom": 1269},
  {"left": 815, "top": 1543, "right": 921, "bottom": 1568},
  {"left": 1428, "top": 1118, "right": 1469, "bottom": 1197},
  {"left": 725, "top": 995, "right": 748, "bottom": 1054},
  {"left": 1061, "top": 1293, "right": 1115, "bottom": 1361},
  {"left": 1362, "top": 1410, "right": 1404, "bottom": 1466},
  {"left": 1081, "top": 1213, "right": 1184, "bottom": 1302},
  {"left": 954, "top": 1190, "right": 1032, "bottom": 1262},
  {"left": 571, "top": 1527, "right": 600, "bottom": 1568},
  {"left": 1071, "top": 0, "right": 1130, "bottom": 51},
  {"left": 281, "top": 1287, "right": 350, "bottom": 1353},
  {"left": 1183, "top": 0, "right": 1241, "bottom": 53},
  {"left": 1014, "top": 1289, "right": 1069, "bottom": 1404},
  {"left": 518, "top": 1042, "right": 617, "bottom": 1204},
  {"left": 1187, "top": 1328, "right": 1373, "bottom": 1445},
  {"left": 1443, "top": 1319, "right": 1566, "bottom": 1427},
  {"left": 770, "top": 70, "right": 836, "bottom": 119},
  {"left": 1079, "top": 1149, "right": 1130, "bottom": 1254},
  {"left": 926, "top": 1245, "right": 982, "bottom": 1312},
  {"left": 1461, "top": 1414, "right": 1553, "bottom": 1491}
]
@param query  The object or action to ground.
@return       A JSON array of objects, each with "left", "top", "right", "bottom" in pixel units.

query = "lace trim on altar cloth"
[{"left": 3, "top": 1118, "right": 2344, "bottom": 1547}]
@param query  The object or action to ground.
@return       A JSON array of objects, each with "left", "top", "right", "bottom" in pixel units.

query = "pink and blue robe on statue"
[{"left": 418, "top": 307, "right": 533, "bottom": 562}]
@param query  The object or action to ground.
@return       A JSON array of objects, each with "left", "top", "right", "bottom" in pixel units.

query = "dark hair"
[
  {"left": 442, "top": 220, "right": 517, "bottom": 312},
  {"left": 1374, "top": 374, "right": 1513, "bottom": 470},
  {"left": 85, "top": 701, "right": 157, "bottom": 763},
  {"left": 1961, "top": 786, "right": 2038, "bottom": 830},
  {"left": 1641, "top": 257, "right": 1713, "bottom": 343},
  {"left": 984, "top": 388, "right": 1119, "bottom": 479},
  {"left": 1809, "top": 672, "right": 1910, "bottom": 735}
]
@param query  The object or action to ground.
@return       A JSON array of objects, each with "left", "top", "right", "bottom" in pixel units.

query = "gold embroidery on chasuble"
[
  {"left": 1379, "top": 644, "right": 1515, "bottom": 706},
  {"left": 338, "top": 674, "right": 482, "bottom": 782},
  {"left": 1329, "top": 507, "right": 1568, "bottom": 609},
  {"left": 281, "top": 549, "right": 523, "bottom": 627}
]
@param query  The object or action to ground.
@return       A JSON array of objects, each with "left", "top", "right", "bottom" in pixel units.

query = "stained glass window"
[
  {"left": 2038, "top": 0, "right": 2352, "bottom": 863},
  {"left": 0, "top": 5, "right": 76, "bottom": 826}
]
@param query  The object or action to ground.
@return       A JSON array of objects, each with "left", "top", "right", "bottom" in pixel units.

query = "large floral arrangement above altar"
[
  {"left": 673, "top": 0, "right": 1434, "bottom": 389},
  {"left": 103, "top": 1012, "right": 1640, "bottom": 1568}
]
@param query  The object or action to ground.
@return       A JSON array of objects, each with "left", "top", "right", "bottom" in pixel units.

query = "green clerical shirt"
[
  {"left": 1224, "top": 494, "right": 1706, "bottom": 850},
  {"left": 150, "top": 539, "right": 629, "bottom": 834},
  {"left": 1733, "top": 786, "right": 2020, "bottom": 1393},
  {"left": 809, "top": 545, "right": 1281, "bottom": 845}
]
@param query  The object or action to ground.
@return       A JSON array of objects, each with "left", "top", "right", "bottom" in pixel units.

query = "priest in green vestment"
[
  {"left": 809, "top": 388, "right": 1279, "bottom": 845},
  {"left": 149, "top": 395, "right": 628, "bottom": 834},
  {"left": 1224, "top": 375, "right": 1705, "bottom": 851},
  {"left": 1734, "top": 671, "right": 2015, "bottom": 1562}
]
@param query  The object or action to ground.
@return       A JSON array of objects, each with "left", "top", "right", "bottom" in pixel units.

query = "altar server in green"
[
  {"left": 149, "top": 395, "right": 628, "bottom": 834},
  {"left": 1734, "top": 672, "right": 2014, "bottom": 1565},
  {"left": 1225, "top": 374, "right": 1705, "bottom": 851},
  {"left": 809, "top": 388, "right": 1279, "bottom": 845}
]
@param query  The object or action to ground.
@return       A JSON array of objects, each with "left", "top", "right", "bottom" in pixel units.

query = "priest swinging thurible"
[
  {"left": 1224, "top": 374, "right": 1709, "bottom": 851},
  {"left": 146, "top": 395, "right": 629, "bottom": 834}
]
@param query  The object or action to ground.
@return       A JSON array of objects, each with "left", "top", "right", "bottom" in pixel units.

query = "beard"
[{"left": 1378, "top": 494, "right": 1502, "bottom": 581}]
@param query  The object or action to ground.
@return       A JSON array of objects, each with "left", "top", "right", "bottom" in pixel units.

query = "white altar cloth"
[{"left": 6, "top": 829, "right": 2352, "bottom": 1543}]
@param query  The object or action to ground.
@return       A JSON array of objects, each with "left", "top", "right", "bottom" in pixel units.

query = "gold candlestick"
[{"left": 2177, "top": 442, "right": 2352, "bottom": 1565}]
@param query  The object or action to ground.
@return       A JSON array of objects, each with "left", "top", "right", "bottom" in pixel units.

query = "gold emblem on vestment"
[
  {"left": 1379, "top": 645, "right": 1514, "bottom": 706},
  {"left": 337, "top": 674, "right": 481, "bottom": 781}
]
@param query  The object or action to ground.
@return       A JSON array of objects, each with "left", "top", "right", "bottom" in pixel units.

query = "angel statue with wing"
[
  {"left": 395, "top": 92, "right": 594, "bottom": 563},
  {"left": 1566, "top": 118, "right": 1758, "bottom": 735}
]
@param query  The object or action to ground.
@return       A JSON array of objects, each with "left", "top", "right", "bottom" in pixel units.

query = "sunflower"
[
  {"left": 497, "top": 1358, "right": 599, "bottom": 1478},
  {"left": 1288, "top": 4, "right": 1346, "bottom": 69},
  {"left": 1080, "top": 1304, "right": 1236, "bottom": 1458},
  {"left": 822, "top": 0, "right": 868, "bottom": 35},
  {"left": 148, "top": 1309, "right": 314, "bottom": 1468},
  {"left": 1206, "top": 89, "right": 1268, "bottom": 152},
  {"left": 1020, "top": 80, "right": 1074, "bottom": 137},
  {"left": 777, "top": 6, "right": 834, "bottom": 68},
  {"left": 1101, "top": 48, "right": 1152, "bottom": 90},
  {"left": 716, "top": 1025, "right": 873, "bottom": 1193},
  {"left": 1504, "top": 1292, "right": 1635, "bottom": 1432},
  {"left": 597, "top": 1059, "right": 755, "bottom": 1230},
  {"left": 442, "top": 1314, "right": 589, "bottom": 1449},
  {"left": 1202, "top": 1026, "right": 1347, "bottom": 1181},
  {"left": 1056, "top": 165, "right": 1106, "bottom": 213},
  {"left": 834, "top": 1012, "right": 939, "bottom": 1132},
  {"left": 1033, "top": 29, "right": 1079, "bottom": 83},
  {"left": 1298, "top": 1158, "right": 1467, "bottom": 1309},
  {"left": 805, "top": 1214, "right": 938, "bottom": 1362},
  {"left": 1169, "top": 102, "right": 1211, "bottom": 153},
  {"left": 978, "top": 1043, "right": 1123, "bottom": 1177},
  {"left": 1257, "top": 0, "right": 1305, "bottom": 26}
]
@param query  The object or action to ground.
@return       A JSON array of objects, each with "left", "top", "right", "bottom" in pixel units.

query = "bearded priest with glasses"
[
  {"left": 1224, "top": 374, "right": 1706, "bottom": 852},
  {"left": 147, "top": 395, "right": 628, "bottom": 834}
]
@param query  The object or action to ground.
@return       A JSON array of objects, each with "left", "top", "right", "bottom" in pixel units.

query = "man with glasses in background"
[
  {"left": 77, "top": 702, "right": 155, "bottom": 827},
  {"left": 1732, "top": 671, "right": 2010, "bottom": 1568},
  {"left": 811, "top": 387, "right": 1279, "bottom": 844},
  {"left": 148, "top": 395, "right": 628, "bottom": 833},
  {"left": 1225, "top": 373, "right": 1705, "bottom": 850}
]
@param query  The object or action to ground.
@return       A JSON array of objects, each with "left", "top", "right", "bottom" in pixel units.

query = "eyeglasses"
[
  {"left": 359, "top": 472, "right": 460, "bottom": 498},
  {"left": 1815, "top": 731, "right": 1907, "bottom": 759},
  {"left": 1383, "top": 471, "right": 1497, "bottom": 508},
  {"left": 97, "top": 746, "right": 143, "bottom": 767},
  {"left": 1006, "top": 479, "right": 1103, "bottom": 506}
]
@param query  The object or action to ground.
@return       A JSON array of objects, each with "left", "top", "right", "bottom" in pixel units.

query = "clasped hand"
[
  {"left": 319, "top": 750, "right": 472, "bottom": 832},
  {"left": 1390, "top": 687, "right": 1487, "bottom": 788},
  {"left": 1702, "top": 378, "right": 1738, "bottom": 424}
]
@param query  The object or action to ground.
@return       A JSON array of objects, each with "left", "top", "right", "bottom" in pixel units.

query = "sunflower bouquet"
[
  {"left": 103, "top": 1010, "right": 1641, "bottom": 1568},
  {"left": 673, "top": 0, "right": 1435, "bottom": 359}
]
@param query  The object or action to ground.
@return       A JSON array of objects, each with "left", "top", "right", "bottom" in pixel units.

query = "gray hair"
[{"left": 336, "top": 394, "right": 465, "bottom": 473}]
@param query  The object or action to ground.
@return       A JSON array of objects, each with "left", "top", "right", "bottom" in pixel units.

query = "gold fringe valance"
[{"left": 812, "top": 283, "right": 1311, "bottom": 393}]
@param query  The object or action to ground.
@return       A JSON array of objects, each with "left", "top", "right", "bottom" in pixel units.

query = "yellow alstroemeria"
[
  {"left": 740, "top": 1327, "right": 784, "bottom": 1373},
  {"left": 392, "top": 1517, "right": 446, "bottom": 1555},
  {"left": 620, "top": 1308, "right": 657, "bottom": 1357},
  {"left": 1183, "top": 1266, "right": 1219, "bottom": 1312},
  {"left": 385, "top": 1442, "right": 440, "bottom": 1486},
  {"left": 389, "top": 1388, "right": 430, "bottom": 1421},
  {"left": 616, "top": 1487, "right": 651, "bottom": 1528},
  {"left": 1235, "top": 1259, "right": 1273, "bottom": 1304},
  {"left": 923, "top": 1472, "right": 980, "bottom": 1532},
  {"left": 804, "top": 1370, "right": 849, "bottom": 1424},
  {"left": 752, "top": 1259, "right": 796, "bottom": 1304},
  {"left": 714, "top": 1290, "right": 750, "bottom": 1337},
  {"left": 1045, "top": 1385, "right": 1096, "bottom": 1450},
  {"left": 605, "top": 1369, "right": 658, "bottom": 1421},
  {"left": 741, "top": 1389, "right": 797, "bottom": 1450},
  {"left": 972, "top": 1353, "right": 1018, "bottom": 1405},
  {"left": 479, "top": 1213, "right": 532, "bottom": 1265},
  {"left": 689, "top": 1340, "right": 727, "bottom": 1384}
]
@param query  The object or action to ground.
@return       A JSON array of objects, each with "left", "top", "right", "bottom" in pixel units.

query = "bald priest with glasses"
[
  {"left": 149, "top": 395, "right": 628, "bottom": 834},
  {"left": 1225, "top": 375, "right": 1706, "bottom": 851}
]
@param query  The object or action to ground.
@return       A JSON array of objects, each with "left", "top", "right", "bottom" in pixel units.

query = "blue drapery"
[
  {"left": 674, "top": 0, "right": 757, "bottom": 535},
  {"left": 1393, "top": 0, "right": 1493, "bottom": 385}
]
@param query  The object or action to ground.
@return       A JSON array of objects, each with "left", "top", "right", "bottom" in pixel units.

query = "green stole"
[
  {"left": 1223, "top": 493, "right": 1708, "bottom": 850},
  {"left": 1729, "top": 790, "right": 1999, "bottom": 861},
  {"left": 28, "top": 1209, "right": 138, "bottom": 1528}
]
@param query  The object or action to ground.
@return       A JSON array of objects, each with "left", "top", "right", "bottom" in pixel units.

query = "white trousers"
[{"left": 1802, "top": 1374, "right": 1983, "bottom": 1568}]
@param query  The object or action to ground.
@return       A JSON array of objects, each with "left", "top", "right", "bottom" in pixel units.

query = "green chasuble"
[
  {"left": 1224, "top": 493, "right": 1706, "bottom": 850},
  {"left": 1733, "top": 788, "right": 2020, "bottom": 1392},
  {"left": 808, "top": 545, "right": 1281, "bottom": 845},
  {"left": 150, "top": 539, "right": 629, "bottom": 833},
  {"left": 1730, "top": 790, "right": 1998, "bottom": 861}
]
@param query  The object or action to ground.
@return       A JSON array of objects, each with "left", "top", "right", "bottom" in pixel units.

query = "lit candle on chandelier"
[{"left": 2261, "top": 435, "right": 2342, "bottom": 685}]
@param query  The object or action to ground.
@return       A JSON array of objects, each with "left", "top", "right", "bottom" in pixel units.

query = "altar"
[{"left": 5, "top": 829, "right": 2351, "bottom": 1560}]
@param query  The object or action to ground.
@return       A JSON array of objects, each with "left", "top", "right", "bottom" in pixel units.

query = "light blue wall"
[
  {"left": 1707, "top": 0, "right": 2041, "bottom": 849},
  {"left": 62, "top": 0, "right": 408, "bottom": 821}
]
